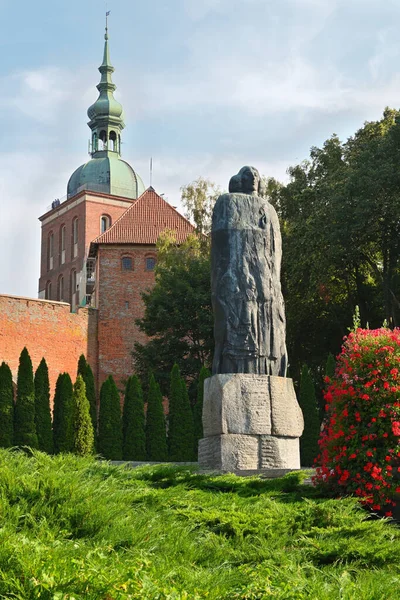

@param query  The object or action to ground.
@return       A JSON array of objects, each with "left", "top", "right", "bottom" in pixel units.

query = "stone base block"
[{"left": 199, "top": 374, "right": 304, "bottom": 471}]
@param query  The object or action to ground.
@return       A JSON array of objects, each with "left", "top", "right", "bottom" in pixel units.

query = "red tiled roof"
[{"left": 92, "top": 187, "right": 195, "bottom": 246}]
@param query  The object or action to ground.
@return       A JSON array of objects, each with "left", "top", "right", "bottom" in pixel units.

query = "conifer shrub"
[
  {"left": 168, "top": 364, "right": 195, "bottom": 461},
  {"left": 193, "top": 366, "right": 210, "bottom": 459},
  {"left": 97, "top": 376, "right": 123, "bottom": 460},
  {"left": 53, "top": 373, "right": 74, "bottom": 453},
  {"left": 77, "top": 354, "right": 87, "bottom": 378},
  {"left": 14, "top": 347, "right": 38, "bottom": 448},
  {"left": 298, "top": 365, "right": 320, "bottom": 467},
  {"left": 84, "top": 363, "right": 97, "bottom": 437},
  {"left": 122, "top": 375, "right": 146, "bottom": 461},
  {"left": 314, "top": 328, "right": 400, "bottom": 516},
  {"left": 0, "top": 362, "right": 14, "bottom": 447},
  {"left": 71, "top": 375, "right": 94, "bottom": 456},
  {"left": 146, "top": 375, "right": 168, "bottom": 461},
  {"left": 325, "top": 353, "right": 336, "bottom": 379},
  {"left": 34, "top": 358, "right": 53, "bottom": 454}
]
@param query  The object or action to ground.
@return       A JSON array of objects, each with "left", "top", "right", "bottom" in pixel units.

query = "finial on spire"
[{"left": 105, "top": 9, "right": 110, "bottom": 40}]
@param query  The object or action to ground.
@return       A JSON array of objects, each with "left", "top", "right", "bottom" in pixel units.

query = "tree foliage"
[
  {"left": 134, "top": 232, "right": 213, "bottom": 392},
  {"left": 168, "top": 364, "right": 195, "bottom": 461},
  {"left": 325, "top": 354, "right": 336, "bottom": 379},
  {"left": 97, "top": 376, "right": 122, "bottom": 460},
  {"left": 180, "top": 176, "right": 220, "bottom": 236},
  {"left": 53, "top": 373, "right": 74, "bottom": 454},
  {"left": 14, "top": 347, "right": 38, "bottom": 448},
  {"left": 71, "top": 375, "right": 94, "bottom": 456},
  {"left": 145, "top": 375, "right": 167, "bottom": 462},
  {"left": 122, "top": 375, "right": 146, "bottom": 461},
  {"left": 0, "top": 362, "right": 14, "bottom": 447},
  {"left": 77, "top": 354, "right": 87, "bottom": 378},
  {"left": 298, "top": 365, "right": 320, "bottom": 467},
  {"left": 34, "top": 358, "right": 53, "bottom": 454}
]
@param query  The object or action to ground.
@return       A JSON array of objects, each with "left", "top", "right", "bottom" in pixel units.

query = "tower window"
[
  {"left": 100, "top": 215, "right": 111, "bottom": 234},
  {"left": 48, "top": 232, "right": 54, "bottom": 271},
  {"left": 122, "top": 257, "right": 133, "bottom": 271},
  {"left": 109, "top": 130, "right": 117, "bottom": 152},
  {"left": 45, "top": 281, "right": 52, "bottom": 300},
  {"left": 60, "top": 225, "right": 66, "bottom": 264},
  {"left": 70, "top": 269, "right": 77, "bottom": 311},
  {"left": 72, "top": 218, "right": 78, "bottom": 258},
  {"left": 146, "top": 257, "right": 156, "bottom": 271},
  {"left": 99, "top": 130, "right": 107, "bottom": 150},
  {"left": 57, "top": 275, "right": 64, "bottom": 302}
]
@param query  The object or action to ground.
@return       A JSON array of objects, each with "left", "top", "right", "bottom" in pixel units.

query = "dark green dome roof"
[{"left": 67, "top": 155, "right": 145, "bottom": 199}]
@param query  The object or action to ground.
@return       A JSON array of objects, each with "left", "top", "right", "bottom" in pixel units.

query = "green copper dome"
[
  {"left": 67, "top": 21, "right": 144, "bottom": 201},
  {"left": 67, "top": 155, "right": 145, "bottom": 199}
]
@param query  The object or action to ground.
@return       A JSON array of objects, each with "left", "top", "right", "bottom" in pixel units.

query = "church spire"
[{"left": 87, "top": 17, "right": 125, "bottom": 157}]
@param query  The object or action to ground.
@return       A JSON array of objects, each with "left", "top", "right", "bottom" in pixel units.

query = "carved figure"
[{"left": 211, "top": 166, "right": 288, "bottom": 376}]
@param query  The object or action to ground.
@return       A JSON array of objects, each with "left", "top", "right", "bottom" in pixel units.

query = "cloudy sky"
[{"left": 1, "top": 0, "right": 400, "bottom": 297}]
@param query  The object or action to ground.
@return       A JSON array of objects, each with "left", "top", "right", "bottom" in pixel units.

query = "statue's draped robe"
[{"left": 211, "top": 192, "right": 288, "bottom": 376}]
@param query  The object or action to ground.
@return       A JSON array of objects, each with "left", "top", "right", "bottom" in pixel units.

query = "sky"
[{"left": 1, "top": 0, "right": 400, "bottom": 297}]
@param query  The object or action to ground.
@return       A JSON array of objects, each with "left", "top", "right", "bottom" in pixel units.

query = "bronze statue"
[{"left": 211, "top": 166, "right": 288, "bottom": 376}]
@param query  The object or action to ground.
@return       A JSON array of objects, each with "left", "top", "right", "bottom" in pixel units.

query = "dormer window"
[{"left": 100, "top": 215, "right": 111, "bottom": 234}]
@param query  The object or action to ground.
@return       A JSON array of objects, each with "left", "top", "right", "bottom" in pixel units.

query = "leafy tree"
[
  {"left": 168, "top": 364, "right": 195, "bottom": 461},
  {"left": 97, "top": 376, "right": 123, "bottom": 460},
  {"left": 34, "top": 358, "right": 53, "bottom": 453},
  {"left": 325, "top": 353, "right": 336, "bottom": 379},
  {"left": 53, "top": 373, "right": 74, "bottom": 454},
  {"left": 134, "top": 232, "right": 213, "bottom": 392},
  {"left": 193, "top": 366, "right": 211, "bottom": 459},
  {"left": 180, "top": 176, "right": 220, "bottom": 237},
  {"left": 71, "top": 375, "right": 94, "bottom": 456},
  {"left": 145, "top": 375, "right": 167, "bottom": 462},
  {"left": 0, "top": 362, "right": 14, "bottom": 447},
  {"left": 122, "top": 375, "right": 146, "bottom": 461},
  {"left": 14, "top": 347, "right": 38, "bottom": 448},
  {"left": 77, "top": 354, "right": 87, "bottom": 378},
  {"left": 298, "top": 365, "right": 320, "bottom": 467}
]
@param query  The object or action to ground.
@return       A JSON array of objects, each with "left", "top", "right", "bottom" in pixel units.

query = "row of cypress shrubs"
[{"left": 0, "top": 348, "right": 210, "bottom": 462}]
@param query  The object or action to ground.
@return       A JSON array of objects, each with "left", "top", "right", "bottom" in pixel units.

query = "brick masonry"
[{"left": 0, "top": 294, "right": 98, "bottom": 404}]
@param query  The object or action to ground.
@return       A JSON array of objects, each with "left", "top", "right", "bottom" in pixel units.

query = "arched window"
[
  {"left": 92, "top": 132, "right": 98, "bottom": 153},
  {"left": 48, "top": 232, "right": 54, "bottom": 271},
  {"left": 109, "top": 130, "right": 117, "bottom": 151},
  {"left": 70, "top": 269, "right": 77, "bottom": 311},
  {"left": 72, "top": 218, "right": 78, "bottom": 258},
  {"left": 99, "top": 130, "right": 107, "bottom": 150},
  {"left": 121, "top": 256, "right": 133, "bottom": 271},
  {"left": 100, "top": 215, "right": 111, "bottom": 234},
  {"left": 145, "top": 256, "right": 156, "bottom": 271},
  {"left": 60, "top": 225, "right": 66, "bottom": 264},
  {"left": 45, "top": 281, "right": 52, "bottom": 300},
  {"left": 57, "top": 275, "right": 64, "bottom": 302}
]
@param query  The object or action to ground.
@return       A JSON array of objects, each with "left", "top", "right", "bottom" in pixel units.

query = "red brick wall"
[
  {"left": 38, "top": 192, "right": 133, "bottom": 302},
  {"left": 97, "top": 244, "right": 157, "bottom": 391},
  {"left": 0, "top": 294, "right": 98, "bottom": 405}
]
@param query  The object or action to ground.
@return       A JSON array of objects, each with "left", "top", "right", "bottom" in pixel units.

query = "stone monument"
[{"left": 198, "top": 166, "right": 304, "bottom": 472}]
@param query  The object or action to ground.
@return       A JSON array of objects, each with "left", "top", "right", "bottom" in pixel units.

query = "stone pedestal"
[{"left": 198, "top": 374, "right": 304, "bottom": 472}]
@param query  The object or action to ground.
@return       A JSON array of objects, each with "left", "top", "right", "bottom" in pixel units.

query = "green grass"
[{"left": 0, "top": 451, "right": 400, "bottom": 599}]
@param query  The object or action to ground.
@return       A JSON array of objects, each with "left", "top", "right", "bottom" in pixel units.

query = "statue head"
[{"left": 229, "top": 166, "right": 265, "bottom": 196}]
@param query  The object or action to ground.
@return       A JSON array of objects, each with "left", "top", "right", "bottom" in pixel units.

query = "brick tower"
[{"left": 38, "top": 21, "right": 145, "bottom": 310}]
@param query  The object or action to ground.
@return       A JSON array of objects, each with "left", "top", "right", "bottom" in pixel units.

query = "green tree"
[
  {"left": 53, "top": 373, "right": 74, "bottom": 454},
  {"left": 193, "top": 366, "right": 210, "bottom": 459},
  {"left": 325, "top": 353, "right": 336, "bottom": 379},
  {"left": 168, "top": 364, "right": 195, "bottom": 461},
  {"left": 71, "top": 375, "right": 94, "bottom": 456},
  {"left": 34, "top": 358, "right": 53, "bottom": 453},
  {"left": 122, "top": 375, "right": 145, "bottom": 461},
  {"left": 14, "top": 347, "right": 38, "bottom": 448},
  {"left": 134, "top": 232, "right": 213, "bottom": 392},
  {"left": 298, "top": 365, "right": 320, "bottom": 467},
  {"left": 180, "top": 176, "right": 220, "bottom": 236},
  {"left": 84, "top": 363, "right": 97, "bottom": 438},
  {"left": 145, "top": 375, "right": 167, "bottom": 462},
  {"left": 77, "top": 354, "right": 87, "bottom": 378},
  {"left": 0, "top": 362, "right": 14, "bottom": 447},
  {"left": 97, "top": 376, "right": 123, "bottom": 460}
]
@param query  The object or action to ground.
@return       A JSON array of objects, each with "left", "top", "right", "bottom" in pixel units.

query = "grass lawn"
[{"left": 0, "top": 450, "right": 400, "bottom": 599}]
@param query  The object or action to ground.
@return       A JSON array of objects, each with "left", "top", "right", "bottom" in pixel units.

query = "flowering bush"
[{"left": 314, "top": 328, "right": 400, "bottom": 516}]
